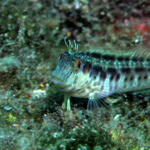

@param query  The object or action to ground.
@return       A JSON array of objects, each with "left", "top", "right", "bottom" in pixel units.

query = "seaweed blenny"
[{"left": 50, "top": 50, "right": 150, "bottom": 110}]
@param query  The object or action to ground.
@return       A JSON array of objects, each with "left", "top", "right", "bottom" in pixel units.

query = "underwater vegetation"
[{"left": 0, "top": 0, "right": 150, "bottom": 149}]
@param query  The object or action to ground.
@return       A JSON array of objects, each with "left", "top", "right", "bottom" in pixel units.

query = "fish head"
[{"left": 50, "top": 51, "right": 79, "bottom": 89}]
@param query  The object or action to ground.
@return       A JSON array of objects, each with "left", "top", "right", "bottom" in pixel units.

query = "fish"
[{"left": 50, "top": 49, "right": 150, "bottom": 110}]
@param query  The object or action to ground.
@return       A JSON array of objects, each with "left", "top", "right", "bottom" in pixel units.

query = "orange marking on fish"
[{"left": 74, "top": 58, "right": 81, "bottom": 69}]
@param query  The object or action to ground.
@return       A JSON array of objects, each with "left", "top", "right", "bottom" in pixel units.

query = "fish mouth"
[{"left": 50, "top": 77, "right": 65, "bottom": 86}]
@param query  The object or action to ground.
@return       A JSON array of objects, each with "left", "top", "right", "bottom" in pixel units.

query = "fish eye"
[{"left": 59, "top": 53, "right": 65, "bottom": 59}]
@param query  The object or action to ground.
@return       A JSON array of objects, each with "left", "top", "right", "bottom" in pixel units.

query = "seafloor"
[{"left": 0, "top": 0, "right": 150, "bottom": 149}]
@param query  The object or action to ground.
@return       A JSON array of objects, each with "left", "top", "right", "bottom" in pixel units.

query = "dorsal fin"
[{"left": 84, "top": 47, "right": 150, "bottom": 59}]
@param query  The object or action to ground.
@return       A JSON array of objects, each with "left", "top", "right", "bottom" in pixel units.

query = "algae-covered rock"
[
  {"left": 0, "top": 0, "right": 150, "bottom": 149},
  {"left": 0, "top": 56, "right": 20, "bottom": 72}
]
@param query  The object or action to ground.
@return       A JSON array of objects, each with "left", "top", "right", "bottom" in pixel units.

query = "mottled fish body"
[{"left": 51, "top": 50, "right": 150, "bottom": 107}]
